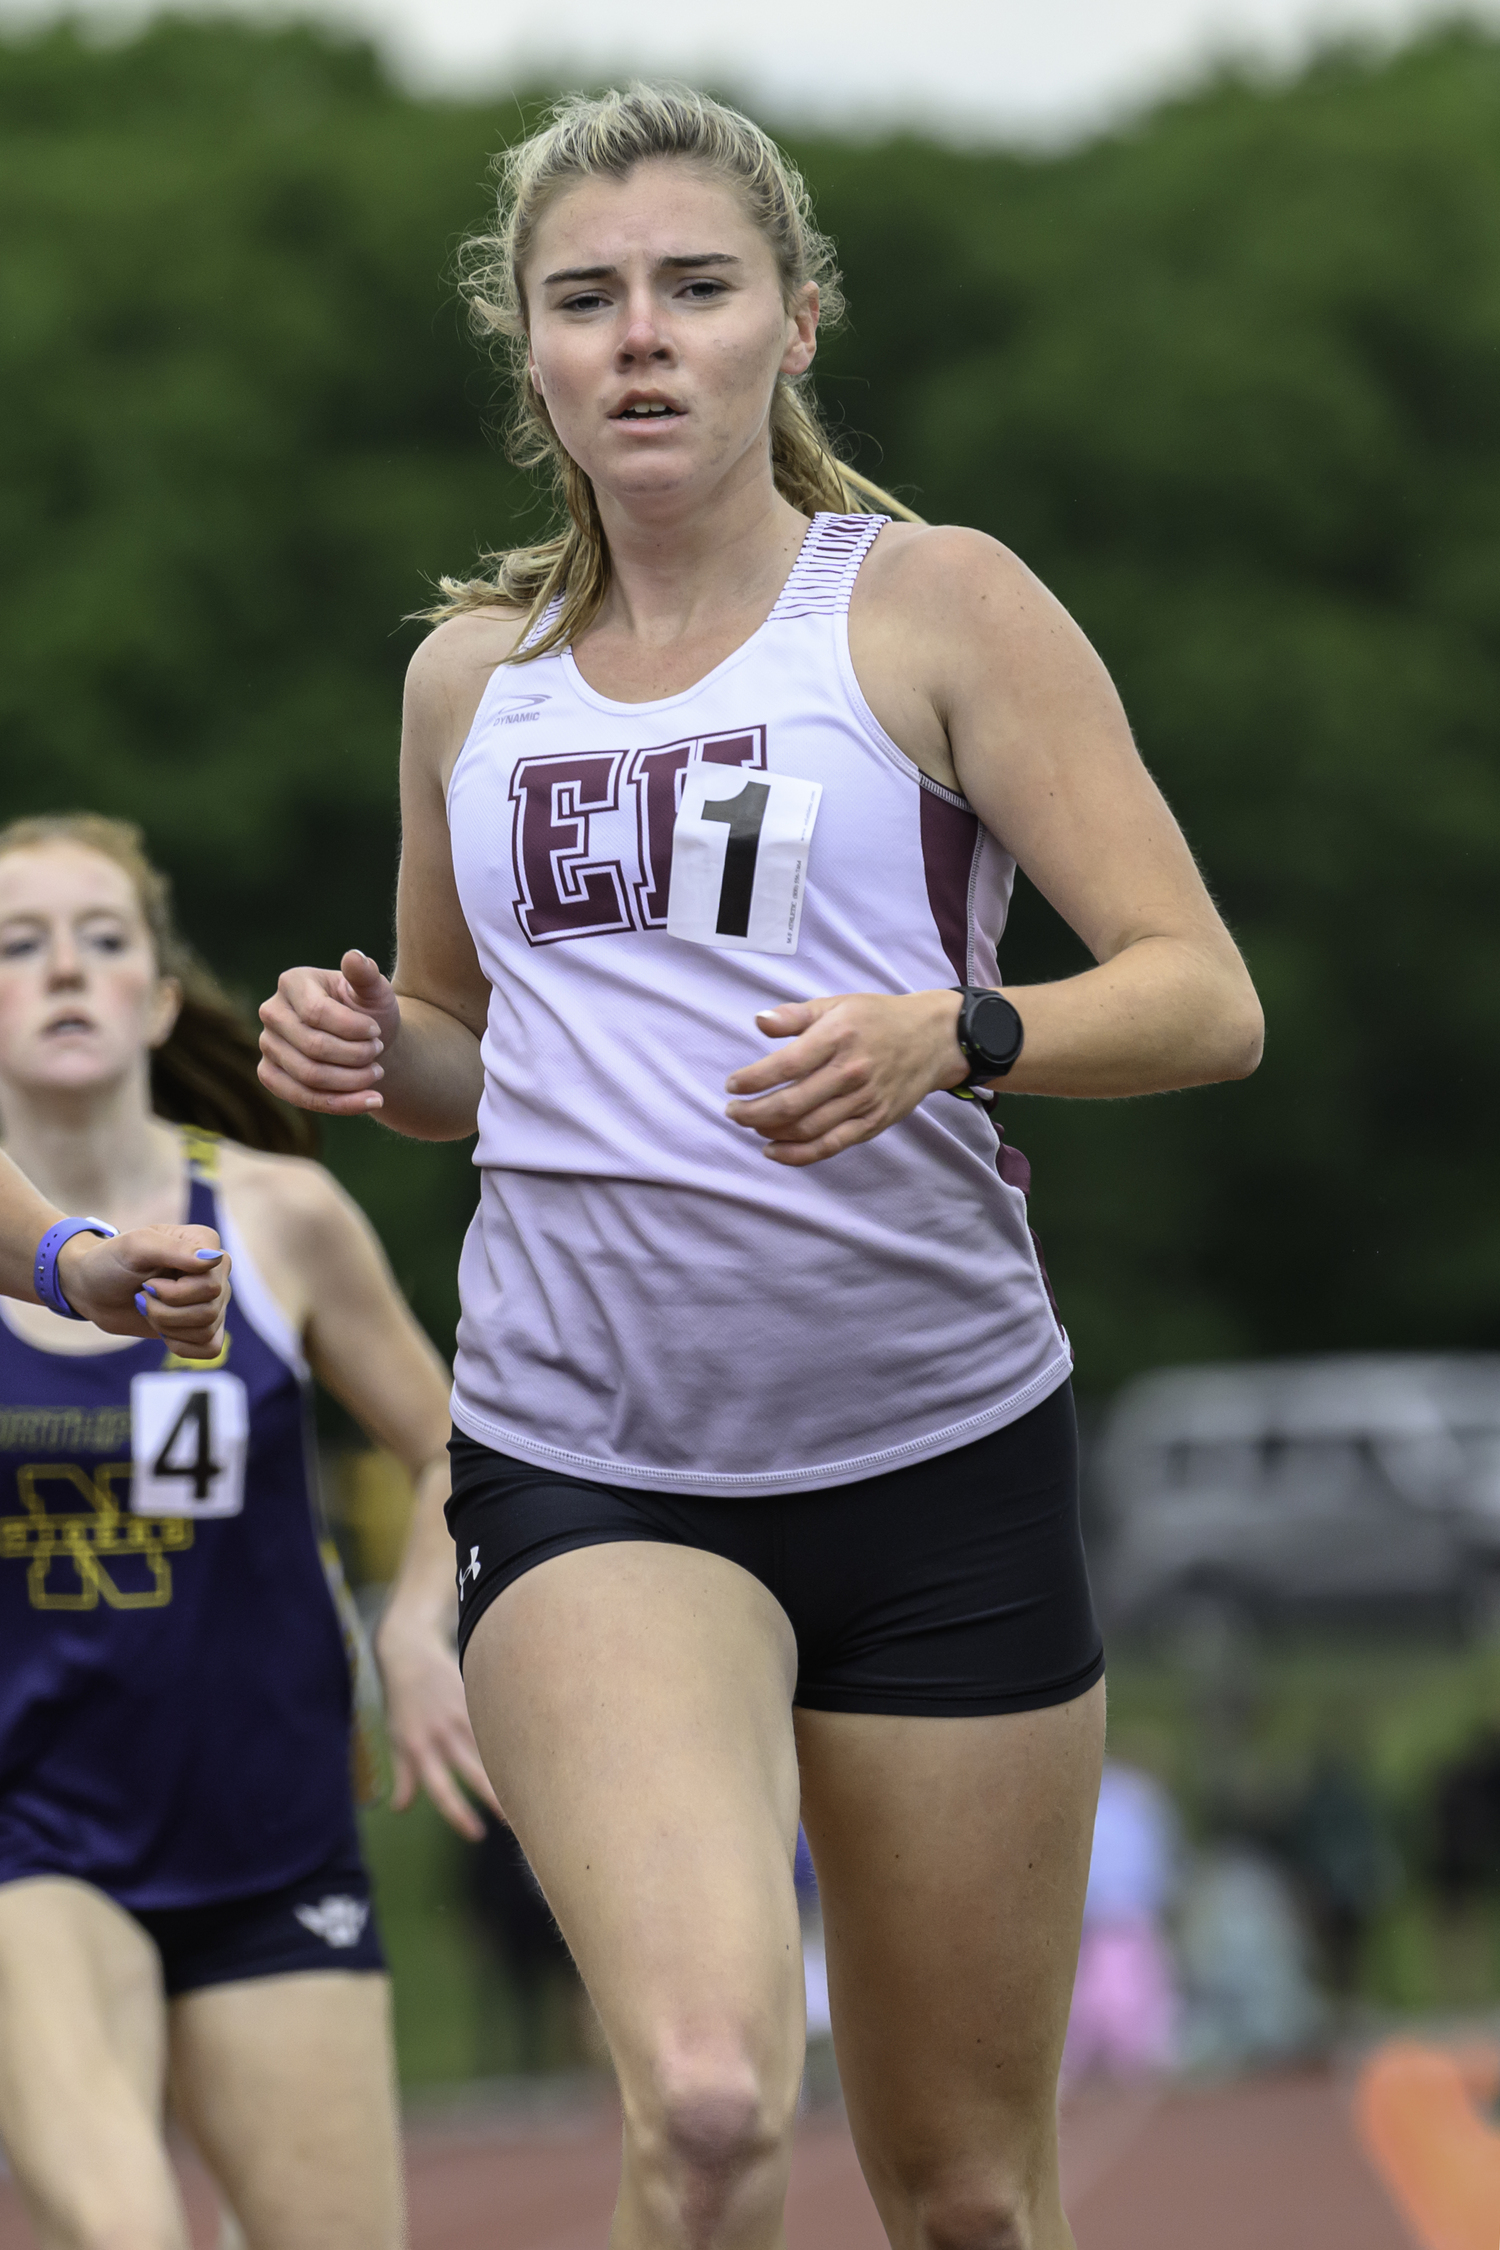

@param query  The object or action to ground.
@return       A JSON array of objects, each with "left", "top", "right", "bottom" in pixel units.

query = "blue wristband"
[{"left": 34, "top": 1216, "right": 121, "bottom": 1320}]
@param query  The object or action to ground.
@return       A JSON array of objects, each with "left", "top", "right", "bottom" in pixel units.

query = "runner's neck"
[{"left": 0, "top": 1094, "right": 183, "bottom": 1234}]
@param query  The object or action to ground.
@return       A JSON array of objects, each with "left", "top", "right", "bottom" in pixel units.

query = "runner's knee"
[
  {"left": 631, "top": 2030, "right": 796, "bottom": 2195},
  {"left": 665, "top": 2079, "right": 767, "bottom": 2174},
  {"left": 909, "top": 2173, "right": 1043, "bottom": 2250},
  {"left": 657, "top": 2048, "right": 788, "bottom": 2164}
]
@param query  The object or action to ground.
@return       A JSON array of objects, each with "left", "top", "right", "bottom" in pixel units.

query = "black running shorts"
[
  {"left": 129, "top": 1847, "right": 386, "bottom": 1999},
  {"left": 447, "top": 1380, "right": 1104, "bottom": 1717}
]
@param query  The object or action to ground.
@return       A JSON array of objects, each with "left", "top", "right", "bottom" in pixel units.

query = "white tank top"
[{"left": 446, "top": 513, "right": 1070, "bottom": 1493}]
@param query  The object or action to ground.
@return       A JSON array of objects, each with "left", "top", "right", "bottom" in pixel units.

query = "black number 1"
[
  {"left": 702, "top": 779, "right": 770, "bottom": 938},
  {"left": 152, "top": 1390, "right": 221, "bottom": 1502}
]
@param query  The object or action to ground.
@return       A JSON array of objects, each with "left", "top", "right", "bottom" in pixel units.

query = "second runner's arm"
[
  {"left": 285, "top": 1161, "right": 500, "bottom": 1838},
  {"left": 0, "top": 1148, "right": 230, "bottom": 1357}
]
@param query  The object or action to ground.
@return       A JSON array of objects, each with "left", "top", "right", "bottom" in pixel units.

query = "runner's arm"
[
  {"left": 931, "top": 528, "right": 1261, "bottom": 1096},
  {"left": 0, "top": 1149, "right": 230, "bottom": 1355},
  {"left": 284, "top": 1163, "right": 499, "bottom": 1837},
  {"left": 725, "top": 528, "right": 1263, "bottom": 1164},
  {"left": 258, "top": 621, "right": 505, "bottom": 1139}
]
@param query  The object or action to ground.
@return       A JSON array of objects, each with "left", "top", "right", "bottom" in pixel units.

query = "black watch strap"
[{"left": 949, "top": 986, "right": 1025, "bottom": 1095}]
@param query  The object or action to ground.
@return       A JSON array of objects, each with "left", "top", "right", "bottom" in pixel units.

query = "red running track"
[{"left": 0, "top": 2069, "right": 1421, "bottom": 2248}]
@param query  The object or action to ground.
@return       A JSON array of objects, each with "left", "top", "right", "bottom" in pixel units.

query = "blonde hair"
[
  {"left": 0, "top": 813, "right": 316, "bottom": 1157},
  {"left": 427, "top": 83, "right": 919, "bottom": 660}
]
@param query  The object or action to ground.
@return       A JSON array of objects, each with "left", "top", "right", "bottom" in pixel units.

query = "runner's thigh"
[
  {"left": 463, "top": 1540, "right": 806, "bottom": 2110},
  {"left": 168, "top": 1970, "right": 403, "bottom": 2250},
  {"left": 795, "top": 1685, "right": 1105, "bottom": 2246},
  {"left": 0, "top": 1876, "right": 188, "bottom": 2250}
]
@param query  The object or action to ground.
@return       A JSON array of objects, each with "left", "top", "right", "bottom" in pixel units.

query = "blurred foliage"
[
  {"left": 1107, "top": 1639, "right": 1500, "bottom": 1826},
  {"left": 3, "top": 17, "right": 1499, "bottom": 1380},
  {"left": 360, "top": 1795, "right": 488, "bottom": 2084},
  {"left": 361, "top": 1792, "right": 590, "bottom": 2085},
  {"left": 1107, "top": 1634, "right": 1500, "bottom": 2011}
]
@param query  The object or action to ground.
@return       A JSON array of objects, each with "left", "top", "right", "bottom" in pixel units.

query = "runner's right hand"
[
  {"left": 374, "top": 1596, "right": 505, "bottom": 1841},
  {"left": 258, "top": 951, "right": 399, "bottom": 1116},
  {"left": 58, "top": 1226, "right": 230, "bottom": 1359}
]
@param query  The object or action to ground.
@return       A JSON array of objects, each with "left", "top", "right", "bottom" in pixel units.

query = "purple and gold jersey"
[{"left": 0, "top": 1140, "right": 357, "bottom": 1910}]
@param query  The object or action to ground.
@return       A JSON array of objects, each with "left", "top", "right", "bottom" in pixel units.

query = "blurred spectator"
[
  {"left": 1177, "top": 1848, "right": 1325, "bottom": 2071},
  {"left": 1062, "top": 1762, "right": 1181, "bottom": 2083},
  {"left": 1283, "top": 1754, "right": 1400, "bottom": 1996},
  {"left": 1430, "top": 1728, "right": 1500, "bottom": 1905}
]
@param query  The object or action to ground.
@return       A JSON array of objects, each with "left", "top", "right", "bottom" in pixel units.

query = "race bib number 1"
[
  {"left": 667, "top": 767, "right": 822, "bottom": 956},
  {"left": 130, "top": 1371, "right": 249, "bottom": 1519}
]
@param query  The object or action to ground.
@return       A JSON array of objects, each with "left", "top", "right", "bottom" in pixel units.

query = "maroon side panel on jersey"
[{"left": 918, "top": 788, "right": 979, "bottom": 986}]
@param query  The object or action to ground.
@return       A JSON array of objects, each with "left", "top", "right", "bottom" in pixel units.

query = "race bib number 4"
[
  {"left": 667, "top": 767, "right": 822, "bottom": 956},
  {"left": 130, "top": 1371, "right": 249, "bottom": 1519}
]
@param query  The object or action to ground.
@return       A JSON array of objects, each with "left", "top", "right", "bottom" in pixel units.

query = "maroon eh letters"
[{"left": 510, "top": 728, "right": 765, "bottom": 945}]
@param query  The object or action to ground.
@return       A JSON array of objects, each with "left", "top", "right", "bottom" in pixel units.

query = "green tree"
[{"left": 0, "top": 21, "right": 515, "bottom": 1338}]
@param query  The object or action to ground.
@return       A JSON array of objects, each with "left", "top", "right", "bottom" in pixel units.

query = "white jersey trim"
[
  {"left": 560, "top": 630, "right": 761, "bottom": 719},
  {"left": 829, "top": 590, "right": 995, "bottom": 991},
  {"left": 552, "top": 513, "right": 865, "bottom": 721},
  {"left": 214, "top": 1195, "right": 310, "bottom": 1382},
  {"left": 449, "top": 1353, "right": 1074, "bottom": 1497},
  {"left": 830, "top": 549, "right": 979, "bottom": 811}
]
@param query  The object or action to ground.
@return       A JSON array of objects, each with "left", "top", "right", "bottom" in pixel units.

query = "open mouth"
[
  {"left": 43, "top": 1014, "right": 94, "bottom": 1036},
  {"left": 613, "top": 400, "right": 683, "bottom": 423}
]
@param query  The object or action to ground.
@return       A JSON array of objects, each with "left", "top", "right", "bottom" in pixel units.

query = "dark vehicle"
[{"left": 1094, "top": 1356, "right": 1500, "bottom": 1640}]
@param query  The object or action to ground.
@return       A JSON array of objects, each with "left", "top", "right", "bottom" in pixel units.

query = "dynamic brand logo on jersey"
[
  {"left": 293, "top": 1895, "right": 371, "bottom": 1948},
  {"left": 510, "top": 727, "right": 767, "bottom": 945},
  {"left": 495, "top": 694, "right": 551, "bottom": 725}
]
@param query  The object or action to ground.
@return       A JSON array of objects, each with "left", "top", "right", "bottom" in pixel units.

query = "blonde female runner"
[
  {"left": 260, "top": 87, "right": 1263, "bottom": 2250},
  {"left": 0, "top": 815, "right": 494, "bottom": 2250}
]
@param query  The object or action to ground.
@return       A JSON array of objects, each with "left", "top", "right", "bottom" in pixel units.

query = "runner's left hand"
[
  {"left": 374, "top": 1599, "right": 503, "bottom": 1840},
  {"left": 725, "top": 989, "right": 969, "bottom": 1166}
]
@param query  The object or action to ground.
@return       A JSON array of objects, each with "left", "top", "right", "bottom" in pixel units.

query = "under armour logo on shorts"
[
  {"left": 458, "top": 1544, "right": 481, "bottom": 1598},
  {"left": 293, "top": 1895, "right": 370, "bottom": 1949}
]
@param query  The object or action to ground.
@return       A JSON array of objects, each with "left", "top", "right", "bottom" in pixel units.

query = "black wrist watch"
[{"left": 949, "top": 986, "right": 1025, "bottom": 1096}]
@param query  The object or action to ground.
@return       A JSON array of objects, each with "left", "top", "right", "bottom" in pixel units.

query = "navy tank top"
[{"left": 0, "top": 1138, "right": 359, "bottom": 1910}]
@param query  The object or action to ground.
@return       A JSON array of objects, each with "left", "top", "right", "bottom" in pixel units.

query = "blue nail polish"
[
  {"left": 134, "top": 1291, "right": 150, "bottom": 1316},
  {"left": 194, "top": 1248, "right": 223, "bottom": 1261}
]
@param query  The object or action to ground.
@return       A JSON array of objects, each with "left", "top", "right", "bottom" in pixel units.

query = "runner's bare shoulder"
[
  {"left": 856, "top": 521, "right": 1041, "bottom": 632},
  {"left": 404, "top": 602, "right": 531, "bottom": 778}
]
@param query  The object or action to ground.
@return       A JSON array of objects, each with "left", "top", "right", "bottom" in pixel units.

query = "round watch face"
[{"left": 971, "top": 994, "right": 1023, "bottom": 1068}]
